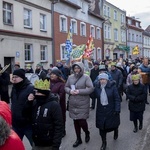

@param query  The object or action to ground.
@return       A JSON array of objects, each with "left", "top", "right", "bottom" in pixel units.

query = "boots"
[
  {"left": 114, "top": 129, "right": 118, "bottom": 140},
  {"left": 73, "top": 137, "right": 82, "bottom": 147},
  {"left": 139, "top": 120, "right": 143, "bottom": 130},
  {"left": 85, "top": 131, "right": 90, "bottom": 143},
  {"left": 100, "top": 141, "right": 107, "bottom": 150},
  {"left": 133, "top": 120, "right": 138, "bottom": 133}
]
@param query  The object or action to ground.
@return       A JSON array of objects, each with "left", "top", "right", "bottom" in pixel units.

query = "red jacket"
[{"left": 0, "top": 101, "right": 25, "bottom": 150}]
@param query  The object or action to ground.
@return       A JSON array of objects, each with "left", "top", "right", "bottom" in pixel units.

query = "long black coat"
[
  {"left": 126, "top": 83, "right": 147, "bottom": 112},
  {"left": 11, "top": 78, "right": 34, "bottom": 127},
  {"left": 0, "top": 71, "right": 10, "bottom": 103},
  {"left": 95, "top": 81, "right": 121, "bottom": 130}
]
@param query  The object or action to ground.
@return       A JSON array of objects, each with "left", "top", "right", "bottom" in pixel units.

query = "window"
[
  {"left": 114, "top": 10, "right": 117, "bottom": 20},
  {"left": 121, "top": 14, "right": 125, "bottom": 23},
  {"left": 132, "top": 34, "right": 134, "bottom": 41},
  {"left": 114, "top": 29, "right": 118, "bottom": 41},
  {"left": 104, "top": 24, "right": 111, "bottom": 39},
  {"left": 96, "top": 27, "right": 101, "bottom": 39},
  {"left": 136, "top": 22, "right": 139, "bottom": 27},
  {"left": 40, "top": 14, "right": 46, "bottom": 31},
  {"left": 121, "top": 30, "right": 126, "bottom": 42},
  {"left": 103, "top": 5, "right": 106, "bottom": 16},
  {"left": 107, "top": 7, "right": 110, "bottom": 17},
  {"left": 24, "top": 8, "right": 32, "bottom": 28},
  {"left": 128, "top": 33, "right": 131, "bottom": 41},
  {"left": 81, "top": 1, "right": 85, "bottom": 12},
  {"left": 97, "top": 48, "right": 101, "bottom": 60},
  {"left": 80, "top": 22, "right": 86, "bottom": 36},
  {"left": 40, "top": 45, "right": 47, "bottom": 61},
  {"left": 59, "top": 15, "right": 67, "bottom": 32},
  {"left": 24, "top": 44, "right": 33, "bottom": 62},
  {"left": 60, "top": 43, "right": 67, "bottom": 60},
  {"left": 3, "top": 2, "right": 13, "bottom": 24},
  {"left": 90, "top": 25, "right": 95, "bottom": 38},
  {"left": 128, "top": 19, "right": 131, "bottom": 25},
  {"left": 139, "top": 35, "right": 142, "bottom": 43},
  {"left": 136, "top": 35, "right": 138, "bottom": 42},
  {"left": 71, "top": 19, "right": 77, "bottom": 34}
]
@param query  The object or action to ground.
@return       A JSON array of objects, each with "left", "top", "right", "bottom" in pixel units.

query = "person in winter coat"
[
  {"left": 35, "top": 63, "right": 47, "bottom": 80},
  {"left": 0, "top": 65, "right": 10, "bottom": 103},
  {"left": 11, "top": 69, "right": 34, "bottom": 146},
  {"left": 126, "top": 74, "right": 147, "bottom": 133},
  {"left": 65, "top": 62, "right": 94, "bottom": 148},
  {"left": 23, "top": 79, "right": 64, "bottom": 150},
  {"left": 50, "top": 69, "right": 66, "bottom": 137},
  {"left": 95, "top": 73, "right": 121, "bottom": 150},
  {"left": 90, "top": 61, "right": 99, "bottom": 109},
  {"left": 0, "top": 101, "right": 25, "bottom": 150}
]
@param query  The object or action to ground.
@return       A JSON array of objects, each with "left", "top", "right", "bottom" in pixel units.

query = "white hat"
[{"left": 98, "top": 73, "right": 109, "bottom": 80}]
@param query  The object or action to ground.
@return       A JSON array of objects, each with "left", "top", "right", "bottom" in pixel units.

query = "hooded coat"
[
  {"left": 65, "top": 62, "right": 94, "bottom": 120},
  {"left": 95, "top": 80, "right": 121, "bottom": 130},
  {"left": 0, "top": 101, "right": 25, "bottom": 150}
]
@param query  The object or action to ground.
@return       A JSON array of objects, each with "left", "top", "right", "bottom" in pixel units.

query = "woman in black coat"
[
  {"left": 95, "top": 73, "right": 121, "bottom": 150},
  {"left": 126, "top": 74, "right": 147, "bottom": 133}
]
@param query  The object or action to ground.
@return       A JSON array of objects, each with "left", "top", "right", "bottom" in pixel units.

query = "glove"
[{"left": 113, "top": 111, "right": 120, "bottom": 115}]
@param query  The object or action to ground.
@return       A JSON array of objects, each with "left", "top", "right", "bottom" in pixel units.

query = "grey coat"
[{"left": 65, "top": 62, "right": 94, "bottom": 120}]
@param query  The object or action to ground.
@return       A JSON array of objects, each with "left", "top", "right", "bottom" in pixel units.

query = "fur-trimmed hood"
[{"left": 0, "top": 101, "right": 11, "bottom": 146}]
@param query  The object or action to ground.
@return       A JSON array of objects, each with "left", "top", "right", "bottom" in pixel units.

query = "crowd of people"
[{"left": 0, "top": 56, "right": 150, "bottom": 150}]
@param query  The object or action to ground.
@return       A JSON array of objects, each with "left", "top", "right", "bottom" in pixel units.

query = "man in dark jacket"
[
  {"left": 11, "top": 69, "right": 34, "bottom": 146},
  {"left": 35, "top": 63, "right": 46, "bottom": 80},
  {"left": 90, "top": 61, "right": 99, "bottom": 109},
  {"left": 23, "top": 79, "right": 64, "bottom": 150},
  {"left": 0, "top": 65, "right": 10, "bottom": 103}
]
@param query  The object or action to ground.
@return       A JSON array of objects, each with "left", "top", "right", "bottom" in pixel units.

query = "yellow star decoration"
[{"left": 34, "top": 79, "right": 50, "bottom": 90}]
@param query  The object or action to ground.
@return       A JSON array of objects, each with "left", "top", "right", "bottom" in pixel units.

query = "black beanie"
[
  {"left": 50, "top": 69, "right": 62, "bottom": 77},
  {"left": 13, "top": 69, "right": 25, "bottom": 79}
]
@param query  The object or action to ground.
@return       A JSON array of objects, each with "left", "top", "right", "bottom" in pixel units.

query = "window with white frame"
[
  {"left": 24, "top": 8, "right": 32, "bottom": 28},
  {"left": 80, "top": 22, "right": 86, "bottom": 36},
  {"left": 104, "top": 24, "right": 111, "bottom": 39},
  {"left": 60, "top": 43, "right": 67, "bottom": 60},
  {"left": 128, "top": 33, "right": 131, "bottom": 41},
  {"left": 24, "top": 44, "right": 33, "bottom": 62},
  {"left": 121, "top": 14, "right": 125, "bottom": 23},
  {"left": 97, "top": 48, "right": 101, "bottom": 60},
  {"left": 114, "top": 10, "right": 117, "bottom": 20},
  {"left": 59, "top": 15, "right": 67, "bottom": 32},
  {"left": 136, "top": 22, "right": 139, "bottom": 28},
  {"left": 71, "top": 19, "right": 77, "bottom": 34},
  {"left": 81, "top": 1, "right": 85, "bottom": 12},
  {"left": 114, "top": 29, "right": 118, "bottom": 41},
  {"left": 3, "top": 2, "right": 13, "bottom": 24},
  {"left": 91, "top": 47, "right": 96, "bottom": 60},
  {"left": 128, "top": 19, "right": 131, "bottom": 25},
  {"left": 40, "top": 45, "right": 47, "bottom": 61},
  {"left": 132, "top": 34, "right": 134, "bottom": 41},
  {"left": 90, "top": 25, "right": 95, "bottom": 38},
  {"left": 139, "top": 35, "right": 142, "bottom": 43},
  {"left": 121, "top": 30, "right": 126, "bottom": 42},
  {"left": 96, "top": 27, "right": 101, "bottom": 39},
  {"left": 40, "top": 14, "right": 46, "bottom": 31},
  {"left": 103, "top": 5, "right": 106, "bottom": 16},
  {"left": 107, "top": 7, "right": 110, "bottom": 17}
]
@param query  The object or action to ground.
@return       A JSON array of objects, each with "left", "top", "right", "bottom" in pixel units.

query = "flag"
[
  {"left": 132, "top": 45, "right": 139, "bottom": 55},
  {"left": 83, "top": 34, "right": 94, "bottom": 59},
  {"left": 65, "top": 24, "right": 73, "bottom": 60}
]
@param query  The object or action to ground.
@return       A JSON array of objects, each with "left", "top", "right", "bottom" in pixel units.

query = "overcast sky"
[{"left": 106, "top": 0, "right": 150, "bottom": 29}]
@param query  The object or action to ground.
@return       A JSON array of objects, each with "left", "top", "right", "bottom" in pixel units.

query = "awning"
[{"left": 116, "top": 45, "right": 130, "bottom": 52}]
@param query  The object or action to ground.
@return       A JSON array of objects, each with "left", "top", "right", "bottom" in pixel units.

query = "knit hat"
[
  {"left": 98, "top": 73, "right": 109, "bottom": 80},
  {"left": 13, "top": 68, "right": 25, "bottom": 79},
  {"left": 110, "top": 62, "right": 116, "bottom": 66},
  {"left": 131, "top": 74, "right": 140, "bottom": 81},
  {"left": 99, "top": 65, "right": 106, "bottom": 71},
  {"left": 50, "top": 69, "right": 62, "bottom": 77},
  {"left": 36, "top": 63, "right": 42, "bottom": 67},
  {"left": 94, "top": 61, "right": 100, "bottom": 66}
]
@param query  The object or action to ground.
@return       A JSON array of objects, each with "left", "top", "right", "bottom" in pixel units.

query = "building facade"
[
  {"left": 53, "top": 0, "right": 104, "bottom": 64},
  {"left": 126, "top": 16, "right": 143, "bottom": 59},
  {"left": 103, "top": 1, "right": 127, "bottom": 60},
  {"left": 143, "top": 25, "right": 150, "bottom": 58},
  {"left": 0, "top": 0, "right": 52, "bottom": 73}
]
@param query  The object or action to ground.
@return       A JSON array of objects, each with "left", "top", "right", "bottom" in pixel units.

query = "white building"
[{"left": 0, "top": 0, "right": 52, "bottom": 73}]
